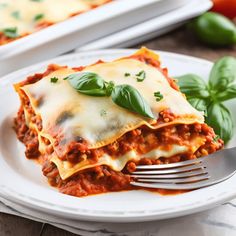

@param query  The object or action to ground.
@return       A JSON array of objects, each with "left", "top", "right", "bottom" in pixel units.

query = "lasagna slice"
[{"left": 14, "top": 48, "right": 223, "bottom": 197}]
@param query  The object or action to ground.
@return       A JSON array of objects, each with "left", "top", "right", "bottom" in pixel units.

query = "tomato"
[{"left": 212, "top": 0, "right": 236, "bottom": 19}]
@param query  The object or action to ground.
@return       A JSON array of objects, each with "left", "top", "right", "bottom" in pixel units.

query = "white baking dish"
[
  {"left": 78, "top": 0, "right": 212, "bottom": 50},
  {"left": 0, "top": 0, "right": 189, "bottom": 76}
]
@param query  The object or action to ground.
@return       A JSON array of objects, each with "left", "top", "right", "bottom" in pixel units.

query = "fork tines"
[{"left": 130, "top": 158, "right": 211, "bottom": 190}]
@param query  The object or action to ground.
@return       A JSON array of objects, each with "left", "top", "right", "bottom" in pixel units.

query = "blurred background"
[{"left": 0, "top": 0, "right": 236, "bottom": 75}]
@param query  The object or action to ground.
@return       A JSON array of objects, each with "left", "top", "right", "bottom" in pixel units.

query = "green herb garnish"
[
  {"left": 124, "top": 73, "right": 130, "bottom": 77},
  {"left": 66, "top": 72, "right": 108, "bottom": 96},
  {"left": 11, "top": 11, "right": 20, "bottom": 19},
  {"left": 154, "top": 91, "right": 163, "bottom": 101},
  {"left": 65, "top": 72, "right": 155, "bottom": 119},
  {"left": 135, "top": 70, "right": 146, "bottom": 82},
  {"left": 34, "top": 13, "right": 44, "bottom": 21},
  {"left": 176, "top": 56, "right": 236, "bottom": 143},
  {"left": 50, "top": 77, "right": 58, "bottom": 83},
  {"left": 100, "top": 109, "right": 107, "bottom": 117},
  {"left": 112, "top": 84, "right": 155, "bottom": 119},
  {"left": 2, "top": 27, "right": 18, "bottom": 38}
]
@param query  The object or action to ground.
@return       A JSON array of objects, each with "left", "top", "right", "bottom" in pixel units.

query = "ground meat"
[
  {"left": 42, "top": 162, "right": 132, "bottom": 197},
  {"left": 14, "top": 107, "right": 40, "bottom": 159}
]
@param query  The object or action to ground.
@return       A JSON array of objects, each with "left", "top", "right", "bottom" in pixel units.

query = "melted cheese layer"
[
  {"left": 52, "top": 137, "right": 205, "bottom": 180},
  {"left": 0, "top": 0, "right": 109, "bottom": 35},
  {"left": 20, "top": 55, "right": 204, "bottom": 155},
  {"left": 52, "top": 146, "right": 186, "bottom": 180}
]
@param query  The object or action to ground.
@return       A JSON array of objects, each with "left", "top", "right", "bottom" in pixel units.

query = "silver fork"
[{"left": 130, "top": 147, "right": 236, "bottom": 190}]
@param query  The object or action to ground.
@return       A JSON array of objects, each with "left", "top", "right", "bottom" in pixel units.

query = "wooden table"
[{"left": 1, "top": 26, "right": 236, "bottom": 236}]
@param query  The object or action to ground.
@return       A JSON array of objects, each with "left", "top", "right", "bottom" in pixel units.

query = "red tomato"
[{"left": 212, "top": 0, "right": 236, "bottom": 19}]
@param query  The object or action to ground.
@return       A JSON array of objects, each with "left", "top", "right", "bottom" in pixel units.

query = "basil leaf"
[
  {"left": 67, "top": 72, "right": 107, "bottom": 96},
  {"left": 176, "top": 57, "right": 236, "bottom": 144},
  {"left": 187, "top": 97, "right": 208, "bottom": 116},
  {"left": 214, "top": 84, "right": 236, "bottom": 102},
  {"left": 176, "top": 74, "right": 209, "bottom": 98},
  {"left": 205, "top": 103, "right": 233, "bottom": 143},
  {"left": 209, "top": 56, "right": 236, "bottom": 91},
  {"left": 67, "top": 72, "right": 154, "bottom": 119},
  {"left": 111, "top": 84, "right": 155, "bottom": 119}
]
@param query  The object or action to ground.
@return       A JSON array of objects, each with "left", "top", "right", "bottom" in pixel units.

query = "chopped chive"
[
  {"left": 154, "top": 91, "right": 163, "bottom": 101},
  {"left": 34, "top": 13, "right": 44, "bottom": 21},
  {"left": 124, "top": 72, "right": 130, "bottom": 77},
  {"left": 135, "top": 70, "right": 146, "bottom": 82},
  {"left": 50, "top": 77, "right": 58, "bottom": 83},
  {"left": 2, "top": 27, "right": 18, "bottom": 38}
]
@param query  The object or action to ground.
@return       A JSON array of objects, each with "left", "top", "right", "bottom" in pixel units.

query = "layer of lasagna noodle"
[
  {"left": 14, "top": 48, "right": 223, "bottom": 197},
  {"left": 0, "top": 0, "right": 111, "bottom": 45}
]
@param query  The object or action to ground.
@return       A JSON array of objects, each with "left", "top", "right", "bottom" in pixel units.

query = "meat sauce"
[{"left": 15, "top": 101, "right": 223, "bottom": 197}]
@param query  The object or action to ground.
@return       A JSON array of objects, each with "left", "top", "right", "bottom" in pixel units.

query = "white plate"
[
  {"left": 0, "top": 50, "right": 236, "bottom": 223},
  {"left": 0, "top": 0, "right": 189, "bottom": 76}
]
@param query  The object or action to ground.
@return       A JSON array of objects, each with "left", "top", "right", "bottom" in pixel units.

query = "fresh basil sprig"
[
  {"left": 187, "top": 97, "right": 209, "bottom": 116},
  {"left": 176, "top": 74, "right": 209, "bottom": 115},
  {"left": 177, "top": 74, "right": 209, "bottom": 99},
  {"left": 65, "top": 72, "right": 155, "bottom": 119},
  {"left": 209, "top": 57, "right": 236, "bottom": 102},
  {"left": 176, "top": 56, "right": 236, "bottom": 143},
  {"left": 206, "top": 103, "right": 233, "bottom": 143}
]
